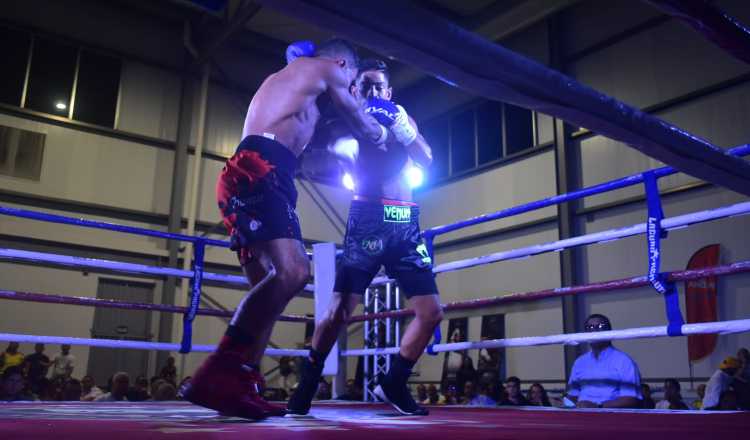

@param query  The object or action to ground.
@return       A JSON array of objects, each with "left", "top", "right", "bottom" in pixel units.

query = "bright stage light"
[
  {"left": 405, "top": 166, "right": 424, "bottom": 188},
  {"left": 342, "top": 172, "right": 355, "bottom": 191}
]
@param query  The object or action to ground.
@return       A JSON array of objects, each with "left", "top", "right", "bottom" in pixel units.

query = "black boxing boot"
[
  {"left": 286, "top": 348, "right": 328, "bottom": 415},
  {"left": 374, "top": 353, "right": 429, "bottom": 416}
]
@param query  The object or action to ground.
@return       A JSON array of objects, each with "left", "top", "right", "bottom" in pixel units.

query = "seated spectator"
[
  {"left": 500, "top": 377, "right": 529, "bottom": 406},
  {"left": 96, "top": 372, "right": 129, "bottom": 401},
  {"left": 337, "top": 379, "right": 363, "bottom": 401},
  {"left": 416, "top": 384, "right": 427, "bottom": 403},
  {"left": 278, "top": 355, "right": 294, "bottom": 391},
  {"left": 127, "top": 375, "right": 150, "bottom": 402},
  {"left": 315, "top": 378, "right": 331, "bottom": 400},
  {"left": 440, "top": 385, "right": 457, "bottom": 405},
  {"left": 655, "top": 379, "right": 688, "bottom": 410},
  {"left": 150, "top": 377, "right": 166, "bottom": 398},
  {"left": 703, "top": 356, "right": 740, "bottom": 410},
  {"left": 738, "top": 348, "right": 750, "bottom": 382},
  {"left": 641, "top": 384, "right": 656, "bottom": 409},
  {"left": 460, "top": 381, "right": 477, "bottom": 405},
  {"left": 423, "top": 384, "right": 440, "bottom": 405},
  {"left": 159, "top": 356, "right": 177, "bottom": 385},
  {"left": 456, "top": 355, "right": 477, "bottom": 401},
  {"left": 527, "top": 383, "right": 551, "bottom": 407},
  {"left": 567, "top": 314, "right": 642, "bottom": 409},
  {"left": 81, "top": 375, "right": 103, "bottom": 401},
  {"left": 22, "top": 343, "right": 50, "bottom": 395},
  {"left": 469, "top": 382, "right": 497, "bottom": 407},
  {"left": 692, "top": 384, "right": 706, "bottom": 410},
  {"left": 153, "top": 381, "right": 177, "bottom": 401},
  {"left": 50, "top": 344, "right": 75, "bottom": 381},
  {"left": 0, "top": 342, "right": 24, "bottom": 374},
  {"left": 719, "top": 389, "right": 739, "bottom": 411},
  {"left": 1, "top": 366, "right": 34, "bottom": 401},
  {"left": 62, "top": 379, "right": 82, "bottom": 401}
]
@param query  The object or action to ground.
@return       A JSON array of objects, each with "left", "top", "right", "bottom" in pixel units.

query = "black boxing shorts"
[
  {"left": 334, "top": 199, "right": 438, "bottom": 298},
  {"left": 216, "top": 135, "right": 301, "bottom": 264}
]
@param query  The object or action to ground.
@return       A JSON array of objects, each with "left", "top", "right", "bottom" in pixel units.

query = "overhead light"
[
  {"left": 55, "top": 102, "right": 67, "bottom": 110},
  {"left": 330, "top": 137, "right": 359, "bottom": 162},
  {"left": 405, "top": 166, "right": 424, "bottom": 188},
  {"left": 342, "top": 172, "right": 355, "bottom": 191}
]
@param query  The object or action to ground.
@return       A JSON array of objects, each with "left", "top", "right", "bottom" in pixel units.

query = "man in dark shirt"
[
  {"left": 500, "top": 376, "right": 529, "bottom": 406},
  {"left": 23, "top": 343, "right": 50, "bottom": 394}
]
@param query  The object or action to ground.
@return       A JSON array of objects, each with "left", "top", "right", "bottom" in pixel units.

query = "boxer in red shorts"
[{"left": 180, "top": 39, "right": 389, "bottom": 420}]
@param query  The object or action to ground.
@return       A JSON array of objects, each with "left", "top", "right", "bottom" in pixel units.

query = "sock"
[
  {"left": 306, "top": 347, "right": 329, "bottom": 374},
  {"left": 388, "top": 353, "right": 417, "bottom": 385},
  {"left": 217, "top": 325, "right": 254, "bottom": 361}
]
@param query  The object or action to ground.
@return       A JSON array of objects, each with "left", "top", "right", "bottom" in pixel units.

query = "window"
[
  {"left": 73, "top": 50, "right": 122, "bottom": 127},
  {"left": 25, "top": 37, "right": 78, "bottom": 116},
  {"left": 505, "top": 103, "right": 533, "bottom": 155},
  {"left": 0, "top": 27, "right": 31, "bottom": 106},
  {"left": 420, "top": 99, "right": 541, "bottom": 185},
  {"left": 450, "top": 109, "right": 475, "bottom": 174},
  {"left": 477, "top": 101, "right": 503, "bottom": 165},
  {"left": 0, "top": 125, "right": 45, "bottom": 180}
]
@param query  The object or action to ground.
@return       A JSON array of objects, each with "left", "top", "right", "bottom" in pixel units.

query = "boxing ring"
[{"left": 3, "top": 1, "right": 750, "bottom": 438}]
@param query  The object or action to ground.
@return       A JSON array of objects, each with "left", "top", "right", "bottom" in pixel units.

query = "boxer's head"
[
  {"left": 316, "top": 38, "right": 359, "bottom": 84},
  {"left": 353, "top": 58, "right": 392, "bottom": 101}
]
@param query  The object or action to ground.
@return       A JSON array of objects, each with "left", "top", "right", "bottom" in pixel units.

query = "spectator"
[
  {"left": 278, "top": 355, "right": 294, "bottom": 391},
  {"left": 22, "top": 343, "right": 50, "bottom": 394},
  {"left": 62, "top": 379, "right": 83, "bottom": 401},
  {"left": 81, "top": 375, "right": 103, "bottom": 401},
  {"left": 423, "top": 384, "right": 440, "bottom": 405},
  {"left": 440, "top": 385, "right": 457, "bottom": 405},
  {"left": 567, "top": 314, "right": 642, "bottom": 409},
  {"left": 443, "top": 330, "right": 465, "bottom": 390},
  {"left": 655, "top": 379, "right": 688, "bottom": 410},
  {"left": 315, "top": 378, "right": 331, "bottom": 400},
  {"left": 469, "top": 382, "right": 497, "bottom": 407},
  {"left": 153, "top": 381, "right": 177, "bottom": 401},
  {"left": 159, "top": 356, "right": 177, "bottom": 385},
  {"left": 500, "top": 376, "right": 529, "bottom": 406},
  {"left": 692, "top": 384, "right": 706, "bottom": 410},
  {"left": 456, "top": 355, "right": 477, "bottom": 401},
  {"left": 641, "top": 384, "right": 656, "bottom": 409},
  {"left": 337, "top": 379, "right": 363, "bottom": 401},
  {"left": 96, "top": 372, "right": 129, "bottom": 401},
  {"left": 0, "top": 342, "right": 24, "bottom": 374},
  {"left": 1, "top": 366, "right": 34, "bottom": 401},
  {"left": 416, "top": 384, "right": 428, "bottom": 403},
  {"left": 150, "top": 377, "right": 166, "bottom": 398},
  {"left": 718, "top": 390, "right": 739, "bottom": 411},
  {"left": 527, "top": 383, "right": 551, "bottom": 407},
  {"left": 127, "top": 375, "right": 150, "bottom": 402},
  {"left": 460, "top": 381, "right": 477, "bottom": 404},
  {"left": 736, "top": 348, "right": 749, "bottom": 380},
  {"left": 50, "top": 344, "right": 75, "bottom": 381},
  {"left": 36, "top": 378, "right": 59, "bottom": 401},
  {"left": 703, "top": 356, "right": 740, "bottom": 410}
]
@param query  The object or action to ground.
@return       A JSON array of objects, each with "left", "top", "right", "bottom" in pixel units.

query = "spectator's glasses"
[{"left": 584, "top": 321, "right": 611, "bottom": 332}]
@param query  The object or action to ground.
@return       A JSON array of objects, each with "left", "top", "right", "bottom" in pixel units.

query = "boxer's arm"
[
  {"left": 324, "top": 67, "right": 387, "bottom": 145},
  {"left": 403, "top": 115, "right": 432, "bottom": 168}
]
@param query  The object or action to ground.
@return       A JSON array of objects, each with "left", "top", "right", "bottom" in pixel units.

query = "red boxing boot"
[
  {"left": 247, "top": 369, "right": 288, "bottom": 417},
  {"left": 179, "top": 351, "right": 268, "bottom": 420}
]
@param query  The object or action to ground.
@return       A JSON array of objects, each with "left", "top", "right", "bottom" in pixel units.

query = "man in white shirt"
[
  {"left": 702, "top": 356, "right": 740, "bottom": 410},
  {"left": 567, "top": 314, "right": 642, "bottom": 409},
  {"left": 50, "top": 344, "right": 75, "bottom": 380}
]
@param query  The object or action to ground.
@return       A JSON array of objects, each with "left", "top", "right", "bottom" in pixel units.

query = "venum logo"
[
  {"left": 647, "top": 216, "right": 665, "bottom": 293},
  {"left": 383, "top": 205, "right": 411, "bottom": 223},
  {"left": 361, "top": 236, "right": 384, "bottom": 255}
]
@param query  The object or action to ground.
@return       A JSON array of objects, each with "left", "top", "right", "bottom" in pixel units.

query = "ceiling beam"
[
  {"left": 254, "top": 0, "right": 750, "bottom": 196},
  {"left": 194, "top": 0, "right": 262, "bottom": 65}
]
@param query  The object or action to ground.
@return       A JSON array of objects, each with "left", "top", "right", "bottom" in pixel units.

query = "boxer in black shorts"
[{"left": 288, "top": 59, "right": 442, "bottom": 416}]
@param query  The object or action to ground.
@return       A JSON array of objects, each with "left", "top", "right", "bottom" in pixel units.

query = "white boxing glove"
[{"left": 391, "top": 104, "right": 417, "bottom": 146}]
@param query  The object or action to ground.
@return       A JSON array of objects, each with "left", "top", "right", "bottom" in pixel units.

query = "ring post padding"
[
  {"left": 180, "top": 240, "right": 206, "bottom": 353},
  {"left": 426, "top": 325, "right": 441, "bottom": 356},
  {"left": 314, "top": 242, "right": 339, "bottom": 375},
  {"left": 643, "top": 172, "right": 684, "bottom": 336}
]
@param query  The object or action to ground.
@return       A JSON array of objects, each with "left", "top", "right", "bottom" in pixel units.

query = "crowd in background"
[
  {"left": 2, "top": 338, "right": 749, "bottom": 410},
  {"left": 0, "top": 343, "right": 182, "bottom": 402}
]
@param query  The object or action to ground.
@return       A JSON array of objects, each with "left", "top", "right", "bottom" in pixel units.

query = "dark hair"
[
  {"left": 664, "top": 378, "right": 681, "bottom": 391},
  {"left": 585, "top": 313, "right": 612, "bottom": 330},
  {"left": 358, "top": 58, "right": 390, "bottom": 82},
  {"left": 527, "top": 382, "right": 551, "bottom": 406},
  {"left": 316, "top": 38, "right": 359, "bottom": 67},
  {"left": 504, "top": 376, "right": 521, "bottom": 386}
]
